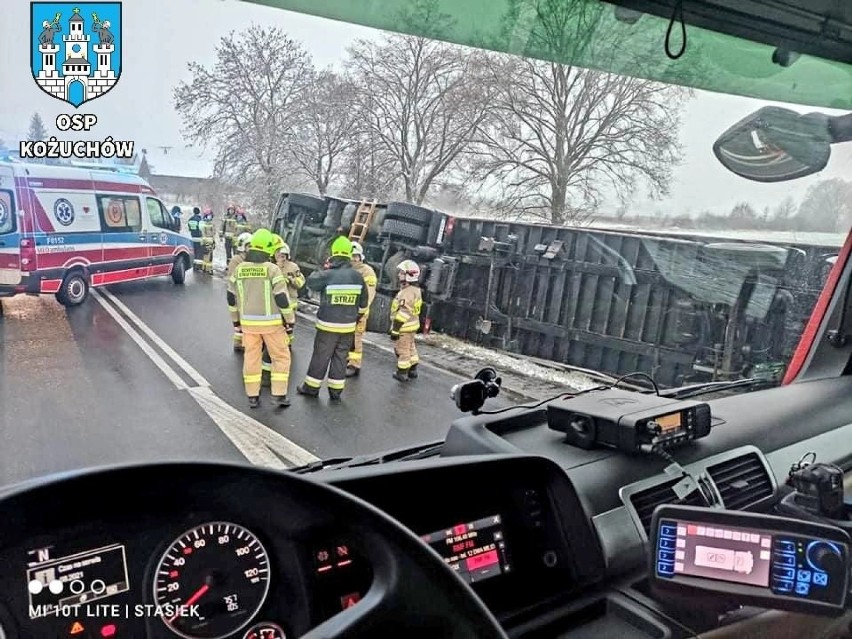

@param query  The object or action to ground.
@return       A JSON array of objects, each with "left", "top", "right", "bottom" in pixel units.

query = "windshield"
[{"left": 0, "top": 0, "right": 851, "bottom": 487}]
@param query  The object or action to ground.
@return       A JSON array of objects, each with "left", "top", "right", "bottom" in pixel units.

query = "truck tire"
[
  {"left": 386, "top": 202, "right": 434, "bottom": 225},
  {"left": 323, "top": 199, "right": 346, "bottom": 229},
  {"left": 341, "top": 203, "right": 357, "bottom": 229},
  {"left": 366, "top": 292, "right": 393, "bottom": 334},
  {"left": 381, "top": 218, "right": 427, "bottom": 243}
]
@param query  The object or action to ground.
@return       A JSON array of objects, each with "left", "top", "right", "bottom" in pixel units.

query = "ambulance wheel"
[
  {"left": 56, "top": 271, "right": 89, "bottom": 307},
  {"left": 171, "top": 256, "right": 187, "bottom": 285}
]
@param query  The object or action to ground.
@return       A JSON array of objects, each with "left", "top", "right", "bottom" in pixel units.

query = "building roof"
[
  {"left": 70, "top": 11, "right": 83, "bottom": 22},
  {"left": 63, "top": 57, "right": 90, "bottom": 66}
]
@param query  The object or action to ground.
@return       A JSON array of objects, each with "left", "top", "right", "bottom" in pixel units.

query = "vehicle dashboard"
[{"left": 1, "top": 376, "right": 852, "bottom": 638}]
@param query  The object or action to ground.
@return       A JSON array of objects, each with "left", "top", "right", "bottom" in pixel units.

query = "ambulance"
[{"left": 0, "top": 160, "right": 193, "bottom": 306}]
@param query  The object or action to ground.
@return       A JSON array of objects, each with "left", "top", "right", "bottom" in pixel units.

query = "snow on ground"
[{"left": 421, "top": 333, "right": 599, "bottom": 392}]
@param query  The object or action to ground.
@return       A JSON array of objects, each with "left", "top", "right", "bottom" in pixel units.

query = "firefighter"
[
  {"left": 259, "top": 234, "right": 300, "bottom": 381},
  {"left": 390, "top": 260, "right": 423, "bottom": 381},
  {"left": 227, "top": 229, "right": 294, "bottom": 408},
  {"left": 199, "top": 208, "right": 216, "bottom": 274},
  {"left": 221, "top": 205, "right": 238, "bottom": 261},
  {"left": 235, "top": 207, "right": 252, "bottom": 237},
  {"left": 296, "top": 236, "right": 368, "bottom": 400},
  {"left": 346, "top": 241, "right": 377, "bottom": 377},
  {"left": 228, "top": 232, "right": 253, "bottom": 352},
  {"left": 186, "top": 207, "right": 204, "bottom": 270},
  {"left": 273, "top": 236, "right": 305, "bottom": 328}
]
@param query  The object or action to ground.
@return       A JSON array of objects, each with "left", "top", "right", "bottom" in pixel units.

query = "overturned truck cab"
[{"left": 271, "top": 192, "right": 837, "bottom": 388}]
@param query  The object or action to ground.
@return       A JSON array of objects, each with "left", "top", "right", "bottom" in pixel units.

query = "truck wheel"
[
  {"left": 386, "top": 202, "right": 434, "bottom": 225},
  {"left": 56, "top": 271, "right": 89, "bottom": 307},
  {"left": 366, "top": 293, "right": 393, "bottom": 334},
  {"left": 381, "top": 219, "right": 428, "bottom": 243},
  {"left": 171, "top": 256, "right": 187, "bottom": 285}
]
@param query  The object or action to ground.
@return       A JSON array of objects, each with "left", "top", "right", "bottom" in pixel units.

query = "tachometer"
[{"left": 153, "top": 522, "right": 271, "bottom": 639}]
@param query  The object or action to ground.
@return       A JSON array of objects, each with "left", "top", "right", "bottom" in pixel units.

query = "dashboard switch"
[
  {"left": 543, "top": 551, "right": 558, "bottom": 568},
  {"left": 100, "top": 624, "right": 117, "bottom": 638}
]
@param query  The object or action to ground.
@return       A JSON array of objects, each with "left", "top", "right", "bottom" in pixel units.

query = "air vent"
[
  {"left": 707, "top": 452, "right": 773, "bottom": 510},
  {"left": 629, "top": 476, "right": 707, "bottom": 535}
]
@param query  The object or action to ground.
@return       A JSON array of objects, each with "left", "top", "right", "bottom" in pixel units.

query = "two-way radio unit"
[{"left": 547, "top": 388, "right": 712, "bottom": 453}]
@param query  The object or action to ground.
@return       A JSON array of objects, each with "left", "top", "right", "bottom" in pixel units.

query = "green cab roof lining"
[{"left": 241, "top": 0, "right": 852, "bottom": 110}]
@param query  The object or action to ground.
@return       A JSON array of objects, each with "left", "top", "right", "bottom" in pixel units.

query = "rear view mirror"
[{"left": 713, "top": 107, "right": 832, "bottom": 182}]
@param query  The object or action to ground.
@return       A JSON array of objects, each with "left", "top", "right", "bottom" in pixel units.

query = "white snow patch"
[{"left": 421, "top": 333, "right": 599, "bottom": 392}]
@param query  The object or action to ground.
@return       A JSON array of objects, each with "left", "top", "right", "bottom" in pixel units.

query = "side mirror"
[{"left": 713, "top": 106, "right": 834, "bottom": 182}]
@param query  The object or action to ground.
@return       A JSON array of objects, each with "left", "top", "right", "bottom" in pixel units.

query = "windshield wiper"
[
  {"left": 290, "top": 441, "right": 444, "bottom": 474},
  {"left": 660, "top": 377, "right": 774, "bottom": 400}
]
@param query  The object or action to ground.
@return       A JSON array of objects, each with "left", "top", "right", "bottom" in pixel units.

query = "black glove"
[{"left": 390, "top": 332, "right": 399, "bottom": 341}]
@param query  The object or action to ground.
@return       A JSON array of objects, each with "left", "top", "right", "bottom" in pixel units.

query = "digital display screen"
[
  {"left": 421, "top": 514, "right": 511, "bottom": 584},
  {"left": 26, "top": 543, "right": 130, "bottom": 618},
  {"left": 656, "top": 412, "right": 682, "bottom": 433},
  {"left": 657, "top": 519, "right": 772, "bottom": 587}
]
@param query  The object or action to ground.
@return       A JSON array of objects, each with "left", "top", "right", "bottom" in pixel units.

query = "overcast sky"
[{"left": 1, "top": 0, "right": 849, "bottom": 218}]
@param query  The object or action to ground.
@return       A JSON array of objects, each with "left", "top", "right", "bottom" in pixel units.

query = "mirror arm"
[{"left": 828, "top": 114, "right": 852, "bottom": 143}]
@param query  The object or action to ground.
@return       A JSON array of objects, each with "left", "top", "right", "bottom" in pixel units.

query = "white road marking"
[
  {"left": 100, "top": 288, "right": 210, "bottom": 387},
  {"left": 92, "top": 290, "right": 188, "bottom": 390},
  {"left": 188, "top": 387, "right": 318, "bottom": 466},
  {"left": 94, "top": 289, "right": 320, "bottom": 467}
]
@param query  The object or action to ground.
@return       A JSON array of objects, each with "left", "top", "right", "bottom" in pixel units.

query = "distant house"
[{"left": 136, "top": 151, "right": 245, "bottom": 215}]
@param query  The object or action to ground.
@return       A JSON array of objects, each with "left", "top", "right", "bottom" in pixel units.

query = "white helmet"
[
  {"left": 397, "top": 259, "right": 420, "bottom": 283},
  {"left": 280, "top": 242, "right": 291, "bottom": 257},
  {"left": 351, "top": 241, "right": 364, "bottom": 258},
  {"left": 236, "top": 232, "right": 252, "bottom": 252}
]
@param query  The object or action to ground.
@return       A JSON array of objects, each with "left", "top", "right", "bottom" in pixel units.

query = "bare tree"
[
  {"left": 472, "top": 0, "right": 690, "bottom": 225},
  {"left": 291, "top": 71, "right": 359, "bottom": 195},
  {"left": 795, "top": 179, "right": 852, "bottom": 232},
  {"left": 174, "top": 25, "right": 313, "bottom": 215},
  {"left": 346, "top": 30, "right": 493, "bottom": 204},
  {"left": 27, "top": 113, "right": 48, "bottom": 141},
  {"left": 772, "top": 196, "right": 796, "bottom": 222}
]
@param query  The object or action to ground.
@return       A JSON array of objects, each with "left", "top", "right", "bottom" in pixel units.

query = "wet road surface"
[{"left": 0, "top": 269, "right": 507, "bottom": 488}]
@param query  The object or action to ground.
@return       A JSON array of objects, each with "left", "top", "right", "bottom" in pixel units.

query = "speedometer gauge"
[{"left": 153, "top": 522, "right": 271, "bottom": 639}]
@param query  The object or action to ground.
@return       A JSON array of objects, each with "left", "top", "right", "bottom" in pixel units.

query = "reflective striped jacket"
[
  {"left": 226, "top": 250, "right": 294, "bottom": 330},
  {"left": 306, "top": 261, "right": 369, "bottom": 333},
  {"left": 391, "top": 285, "right": 422, "bottom": 334}
]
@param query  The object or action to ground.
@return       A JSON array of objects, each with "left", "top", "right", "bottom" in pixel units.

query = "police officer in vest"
[
  {"left": 228, "top": 229, "right": 295, "bottom": 408},
  {"left": 296, "top": 236, "right": 369, "bottom": 401},
  {"left": 186, "top": 207, "right": 204, "bottom": 270}
]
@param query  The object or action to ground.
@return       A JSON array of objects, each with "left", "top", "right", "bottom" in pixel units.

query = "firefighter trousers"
[
  {"left": 395, "top": 333, "right": 419, "bottom": 371},
  {"left": 201, "top": 239, "right": 215, "bottom": 274},
  {"left": 224, "top": 236, "right": 234, "bottom": 261},
  {"left": 191, "top": 241, "right": 204, "bottom": 269},
  {"left": 347, "top": 313, "right": 368, "bottom": 369},
  {"left": 243, "top": 328, "right": 290, "bottom": 397},
  {"left": 304, "top": 329, "right": 354, "bottom": 393}
]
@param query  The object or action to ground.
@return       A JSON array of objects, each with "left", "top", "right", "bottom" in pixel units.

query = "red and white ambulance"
[{"left": 0, "top": 160, "right": 193, "bottom": 306}]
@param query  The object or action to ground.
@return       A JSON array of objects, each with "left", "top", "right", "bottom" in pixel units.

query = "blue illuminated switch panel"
[
  {"left": 771, "top": 536, "right": 834, "bottom": 599},
  {"left": 656, "top": 520, "right": 677, "bottom": 577}
]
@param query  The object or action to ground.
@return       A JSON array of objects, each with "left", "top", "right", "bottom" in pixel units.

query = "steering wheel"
[{"left": 0, "top": 463, "right": 509, "bottom": 639}]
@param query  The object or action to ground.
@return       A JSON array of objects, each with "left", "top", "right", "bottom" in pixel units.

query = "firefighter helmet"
[
  {"left": 250, "top": 229, "right": 277, "bottom": 255},
  {"left": 351, "top": 241, "right": 364, "bottom": 259},
  {"left": 270, "top": 234, "right": 286, "bottom": 256},
  {"left": 236, "top": 232, "right": 252, "bottom": 252},
  {"left": 280, "top": 242, "right": 291, "bottom": 257},
  {"left": 397, "top": 259, "right": 420, "bottom": 283},
  {"left": 330, "top": 236, "right": 353, "bottom": 258}
]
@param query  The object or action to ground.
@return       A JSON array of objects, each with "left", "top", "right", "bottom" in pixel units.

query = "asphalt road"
[{"left": 0, "top": 268, "right": 497, "bottom": 489}]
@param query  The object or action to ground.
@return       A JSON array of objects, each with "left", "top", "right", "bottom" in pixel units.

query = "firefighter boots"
[
  {"left": 393, "top": 367, "right": 409, "bottom": 382},
  {"left": 407, "top": 364, "right": 419, "bottom": 379},
  {"left": 345, "top": 366, "right": 360, "bottom": 377},
  {"left": 248, "top": 396, "right": 260, "bottom": 409},
  {"left": 273, "top": 394, "right": 291, "bottom": 407},
  {"left": 296, "top": 383, "right": 319, "bottom": 397}
]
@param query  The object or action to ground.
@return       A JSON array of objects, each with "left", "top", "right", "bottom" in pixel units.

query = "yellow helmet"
[
  {"left": 250, "top": 229, "right": 276, "bottom": 255},
  {"left": 330, "top": 236, "right": 353, "bottom": 258},
  {"left": 270, "top": 234, "right": 286, "bottom": 256}
]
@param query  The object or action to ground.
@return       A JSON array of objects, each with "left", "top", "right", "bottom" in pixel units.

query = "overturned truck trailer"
[{"left": 271, "top": 193, "right": 840, "bottom": 387}]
